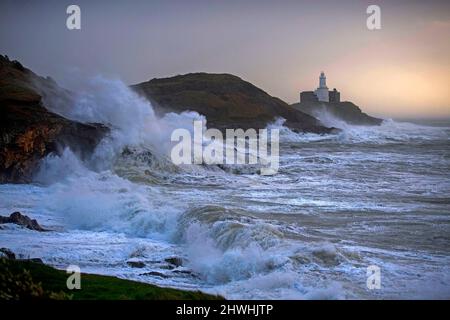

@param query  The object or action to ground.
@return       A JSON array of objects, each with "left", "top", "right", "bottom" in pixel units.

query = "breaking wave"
[
  {"left": 271, "top": 112, "right": 449, "bottom": 145},
  {"left": 2, "top": 75, "right": 448, "bottom": 299}
]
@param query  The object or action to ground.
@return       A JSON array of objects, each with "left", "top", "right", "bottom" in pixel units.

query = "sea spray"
[
  {"left": 4, "top": 75, "right": 447, "bottom": 299},
  {"left": 39, "top": 75, "right": 205, "bottom": 170}
]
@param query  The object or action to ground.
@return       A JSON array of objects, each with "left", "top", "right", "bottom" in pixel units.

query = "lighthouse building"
[
  {"left": 299, "top": 72, "right": 340, "bottom": 103},
  {"left": 314, "top": 72, "right": 329, "bottom": 102}
]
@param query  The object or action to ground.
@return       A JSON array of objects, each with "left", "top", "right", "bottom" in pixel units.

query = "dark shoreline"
[{"left": 0, "top": 258, "right": 223, "bottom": 300}]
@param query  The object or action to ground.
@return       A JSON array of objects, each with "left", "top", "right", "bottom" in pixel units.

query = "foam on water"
[{"left": 1, "top": 76, "right": 449, "bottom": 299}]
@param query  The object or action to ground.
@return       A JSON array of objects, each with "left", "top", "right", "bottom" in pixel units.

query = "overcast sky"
[{"left": 1, "top": 0, "right": 449, "bottom": 118}]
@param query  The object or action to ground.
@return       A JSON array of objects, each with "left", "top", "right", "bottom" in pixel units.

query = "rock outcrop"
[
  {"left": 0, "top": 248, "right": 16, "bottom": 260},
  {"left": 0, "top": 212, "right": 46, "bottom": 231},
  {"left": 132, "top": 73, "right": 334, "bottom": 133},
  {"left": 292, "top": 101, "right": 383, "bottom": 126},
  {"left": 127, "top": 261, "right": 146, "bottom": 268},
  {"left": 0, "top": 55, "right": 108, "bottom": 183}
]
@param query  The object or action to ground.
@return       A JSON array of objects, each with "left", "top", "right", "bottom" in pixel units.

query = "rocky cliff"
[
  {"left": 0, "top": 55, "right": 108, "bottom": 183},
  {"left": 292, "top": 101, "right": 383, "bottom": 126},
  {"left": 132, "top": 73, "right": 334, "bottom": 133}
]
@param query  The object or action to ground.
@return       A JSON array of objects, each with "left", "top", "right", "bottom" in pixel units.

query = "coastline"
[{"left": 0, "top": 258, "right": 223, "bottom": 300}]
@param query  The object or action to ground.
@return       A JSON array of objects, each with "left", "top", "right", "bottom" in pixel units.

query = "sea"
[{"left": 1, "top": 77, "right": 449, "bottom": 299}]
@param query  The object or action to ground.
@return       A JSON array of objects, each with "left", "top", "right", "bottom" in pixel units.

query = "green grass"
[{"left": 0, "top": 258, "right": 223, "bottom": 300}]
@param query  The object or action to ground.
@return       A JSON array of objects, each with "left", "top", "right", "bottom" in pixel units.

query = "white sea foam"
[
  {"left": 272, "top": 111, "right": 449, "bottom": 145},
  {"left": 1, "top": 76, "right": 449, "bottom": 299}
]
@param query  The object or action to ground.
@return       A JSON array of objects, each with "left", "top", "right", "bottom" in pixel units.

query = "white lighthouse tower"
[{"left": 314, "top": 71, "right": 329, "bottom": 102}]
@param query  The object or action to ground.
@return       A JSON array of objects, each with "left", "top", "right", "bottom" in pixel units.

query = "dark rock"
[
  {"left": 131, "top": 73, "right": 333, "bottom": 133},
  {"left": 18, "top": 258, "right": 44, "bottom": 264},
  {"left": 140, "top": 271, "right": 169, "bottom": 278},
  {"left": 172, "top": 269, "right": 200, "bottom": 279},
  {"left": 127, "top": 261, "right": 146, "bottom": 268},
  {"left": 0, "top": 248, "right": 16, "bottom": 260},
  {"left": 165, "top": 257, "right": 183, "bottom": 267},
  {"left": 0, "top": 212, "right": 46, "bottom": 231},
  {"left": 292, "top": 101, "right": 383, "bottom": 126},
  {"left": 0, "top": 55, "right": 109, "bottom": 183}
]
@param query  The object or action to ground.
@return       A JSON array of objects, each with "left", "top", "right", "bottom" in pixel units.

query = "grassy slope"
[
  {"left": 132, "top": 73, "right": 331, "bottom": 133},
  {"left": 0, "top": 259, "right": 223, "bottom": 300}
]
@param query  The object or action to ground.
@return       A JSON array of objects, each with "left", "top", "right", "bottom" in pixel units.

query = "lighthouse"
[
  {"left": 299, "top": 72, "right": 340, "bottom": 103},
  {"left": 314, "top": 72, "right": 329, "bottom": 102}
]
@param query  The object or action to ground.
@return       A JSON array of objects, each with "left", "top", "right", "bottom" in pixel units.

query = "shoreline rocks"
[
  {"left": 0, "top": 212, "right": 46, "bottom": 231},
  {"left": 165, "top": 257, "right": 183, "bottom": 267},
  {"left": 0, "top": 248, "right": 16, "bottom": 260},
  {"left": 127, "top": 261, "right": 146, "bottom": 268},
  {"left": 0, "top": 54, "right": 108, "bottom": 183},
  {"left": 292, "top": 101, "right": 383, "bottom": 126}
]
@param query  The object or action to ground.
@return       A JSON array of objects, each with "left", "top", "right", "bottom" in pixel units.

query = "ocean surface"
[{"left": 1, "top": 78, "right": 449, "bottom": 299}]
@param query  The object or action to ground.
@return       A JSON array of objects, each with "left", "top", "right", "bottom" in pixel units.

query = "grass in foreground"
[{"left": 0, "top": 258, "right": 223, "bottom": 300}]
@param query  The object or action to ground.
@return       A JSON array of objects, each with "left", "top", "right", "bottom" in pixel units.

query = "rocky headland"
[
  {"left": 0, "top": 55, "right": 108, "bottom": 183},
  {"left": 132, "top": 73, "right": 335, "bottom": 133},
  {"left": 1, "top": 56, "right": 340, "bottom": 183},
  {"left": 292, "top": 100, "right": 383, "bottom": 126}
]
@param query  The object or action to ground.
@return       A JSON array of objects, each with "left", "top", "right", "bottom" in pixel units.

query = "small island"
[{"left": 292, "top": 72, "right": 383, "bottom": 126}]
